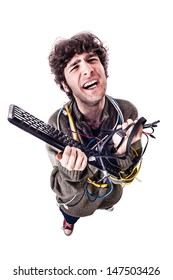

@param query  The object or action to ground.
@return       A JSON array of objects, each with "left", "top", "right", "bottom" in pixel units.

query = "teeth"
[{"left": 84, "top": 80, "right": 97, "bottom": 88}]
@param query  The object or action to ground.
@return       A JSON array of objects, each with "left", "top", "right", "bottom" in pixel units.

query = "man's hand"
[
  {"left": 112, "top": 119, "right": 143, "bottom": 155},
  {"left": 56, "top": 146, "right": 88, "bottom": 171}
]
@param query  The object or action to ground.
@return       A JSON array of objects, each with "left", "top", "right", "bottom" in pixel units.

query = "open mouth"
[{"left": 83, "top": 80, "right": 98, "bottom": 89}]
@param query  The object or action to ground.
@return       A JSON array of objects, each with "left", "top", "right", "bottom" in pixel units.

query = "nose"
[{"left": 81, "top": 62, "right": 94, "bottom": 76}]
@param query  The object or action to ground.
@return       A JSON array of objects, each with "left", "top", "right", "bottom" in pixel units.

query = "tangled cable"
[
  {"left": 86, "top": 118, "right": 160, "bottom": 195},
  {"left": 64, "top": 103, "right": 160, "bottom": 199}
]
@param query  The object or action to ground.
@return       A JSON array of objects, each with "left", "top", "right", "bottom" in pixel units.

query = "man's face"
[{"left": 62, "top": 52, "right": 107, "bottom": 106}]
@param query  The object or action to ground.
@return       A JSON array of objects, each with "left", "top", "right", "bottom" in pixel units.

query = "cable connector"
[{"left": 88, "top": 156, "right": 96, "bottom": 161}]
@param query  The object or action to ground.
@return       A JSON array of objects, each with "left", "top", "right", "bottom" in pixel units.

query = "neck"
[{"left": 76, "top": 96, "right": 106, "bottom": 129}]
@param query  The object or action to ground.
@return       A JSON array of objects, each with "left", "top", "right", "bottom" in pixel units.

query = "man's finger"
[{"left": 56, "top": 152, "right": 63, "bottom": 160}]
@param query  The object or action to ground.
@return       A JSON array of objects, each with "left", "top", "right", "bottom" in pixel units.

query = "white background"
[{"left": 0, "top": 0, "right": 172, "bottom": 279}]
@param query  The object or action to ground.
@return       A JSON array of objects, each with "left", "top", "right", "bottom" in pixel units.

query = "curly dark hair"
[{"left": 48, "top": 32, "right": 109, "bottom": 98}]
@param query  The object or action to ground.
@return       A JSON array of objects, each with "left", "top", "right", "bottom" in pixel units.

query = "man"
[{"left": 47, "top": 32, "right": 143, "bottom": 236}]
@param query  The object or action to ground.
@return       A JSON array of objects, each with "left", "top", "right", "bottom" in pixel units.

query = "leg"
[{"left": 60, "top": 207, "right": 79, "bottom": 236}]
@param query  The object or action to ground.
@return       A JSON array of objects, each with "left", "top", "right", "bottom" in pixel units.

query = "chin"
[{"left": 86, "top": 96, "right": 104, "bottom": 106}]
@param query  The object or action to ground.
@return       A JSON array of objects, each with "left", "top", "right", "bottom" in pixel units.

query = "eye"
[
  {"left": 70, "top": 65, "right": 79, "bottom": 72},
  {"left": 88, "top": 57, "right": 99, "bottom": 63},
  {"left": 89, "top": 57, "right": 97, "bottom": 61}
]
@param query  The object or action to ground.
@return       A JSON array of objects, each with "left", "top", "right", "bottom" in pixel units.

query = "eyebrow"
[
  {"left": 67, "top": 53, "right": 98, "bottom": 71},
  {"left": 67, "top": 59, "right": 81, "bottom": 71},
  {"left": 85, "top": 53, "right": 97, "bottom": 60}
]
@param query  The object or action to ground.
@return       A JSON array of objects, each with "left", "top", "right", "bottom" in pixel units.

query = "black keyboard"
[{"left": 8, "top": 104, "right": 121, "bottom": 177}]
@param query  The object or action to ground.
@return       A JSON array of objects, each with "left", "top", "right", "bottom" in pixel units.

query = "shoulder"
[
  {"left": 48, "top": 109, "right": 61, "bottom": 128},
  {"left": 48, "top": 100, "right": 71, "bottom": 131},
  {"left": 116, "top": 99, "right": 138, "bottom": 112},
  {"left": 108, "top": 96, "right": 138, "bottom": 121}
]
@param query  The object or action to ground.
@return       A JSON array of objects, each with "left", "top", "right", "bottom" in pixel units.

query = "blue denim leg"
[{"left": 60, "top": 207, "right": 80, "bottom": 224}]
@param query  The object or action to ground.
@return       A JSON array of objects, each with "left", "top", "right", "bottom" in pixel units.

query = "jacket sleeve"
[
  {"left": 46, "top": 144, "right": 91, "bottom": 202},
  {"left": 115, "top": 140, "right": 142, "bottom": 170},
  {"left": 46, "top": 108, "right": 93, "bottom": 202},
  {"left": 110, "top": 99, "right": 143, "bottom": 180}
]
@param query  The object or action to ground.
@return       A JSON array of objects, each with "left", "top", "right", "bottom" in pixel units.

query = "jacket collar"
[{"left": 70, "top": 95, "right": 112, "bottom": 124}]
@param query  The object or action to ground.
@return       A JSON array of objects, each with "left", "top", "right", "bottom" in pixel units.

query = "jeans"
[{"left": 60, "top": 207, "right": 80, "bottom": 224}]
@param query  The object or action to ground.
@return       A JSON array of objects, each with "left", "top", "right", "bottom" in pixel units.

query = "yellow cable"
[
  {"left": 110, "top": 159, "right": 142, "bottom": 185},
  {"left": 131, "top": 146, "right": 139, "bottom": 156},
  {"left": 87, "top": 178, "right": 108, "bottom": 188},
  {"left": 119, "top": 160, "right": 142, "bottom": 182},
  {"left": 65, "top": 104, "right": 106, "bottom": 187},
  {"left": 64, "top": 104, "right": 79, "bottom": 141}
]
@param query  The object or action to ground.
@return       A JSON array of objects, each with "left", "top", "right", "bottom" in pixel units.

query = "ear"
[{"left": 61, "top": 81, "right": 70, "bottom": 93}]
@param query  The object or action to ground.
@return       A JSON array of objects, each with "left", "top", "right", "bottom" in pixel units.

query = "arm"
[
  {"left": 46, "top": 144, "right": 90, "bottom": 201},
  {"left": 112, "top": 118, "right": 143, "bottom": 156},
  {"left": 57, "top": 146, "right": 87, "bottom": 171},
  {"left": 112, "top": 119, "right": 143, "bottom": 180},
  {"left": 46, "top": 106, "right": 91, "bottom": 201}
]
